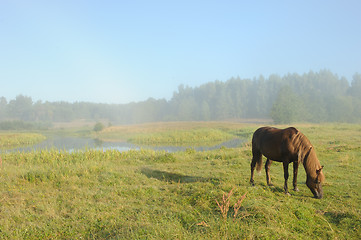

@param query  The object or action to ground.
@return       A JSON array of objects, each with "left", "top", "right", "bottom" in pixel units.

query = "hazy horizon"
[{"left": 1, "top": 69, "right": 360, "bottom": 105}]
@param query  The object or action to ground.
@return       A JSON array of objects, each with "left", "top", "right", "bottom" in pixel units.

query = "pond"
[{"left": 2, "top": 136, "right": 246, "bottom": 153}]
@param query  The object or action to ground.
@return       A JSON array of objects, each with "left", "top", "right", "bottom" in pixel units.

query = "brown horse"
[{"left": 250, "top": 127, "right": 325, "bottom": 198}]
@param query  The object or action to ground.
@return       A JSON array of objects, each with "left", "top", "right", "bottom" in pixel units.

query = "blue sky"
[{"left": 1, "top": 0, "right": 360, "bottom": 104}]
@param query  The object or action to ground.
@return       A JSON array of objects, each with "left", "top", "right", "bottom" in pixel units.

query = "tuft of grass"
[
  {"left": 215, "top": 187, "right": 248, "bottom": 221},
  {"left": 233, "top": 191, "right": 247, "bottom": 219},
  {"left": 216, "top": 188, "right": 234, "bottom": 221}
]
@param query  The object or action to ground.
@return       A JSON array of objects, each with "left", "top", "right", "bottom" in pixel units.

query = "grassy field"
[
  {"left": 0, "top": 123, "right": 360, "bottom": 239},
  {"left": 0, "top": 133, "right": 46, "bottom": 149}
]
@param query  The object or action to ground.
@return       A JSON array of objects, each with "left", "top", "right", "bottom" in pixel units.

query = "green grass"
[
  {"left": 0, "top": 123, "right": 360, "bottom": 239},
  {"left": 0, "top": 133, "right": 46, "bottom": 149}
]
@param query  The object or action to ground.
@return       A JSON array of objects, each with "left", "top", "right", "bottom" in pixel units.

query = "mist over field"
[{"left": 1, "top": 70, "right": 361, "bottom": 129}]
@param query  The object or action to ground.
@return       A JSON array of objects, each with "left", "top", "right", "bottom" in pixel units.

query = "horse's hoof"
[
  {"left": 293, "top": 188, "right": 299, "bottom": 192},
  {"left": 285, "top": 192, "right": 291, "bottom": 196},
  {"left": 250, "top": 181, "right": 255, "bottom": 186},
  {"left": 267, "top": 183, "right": 274, "bottom": 187}
]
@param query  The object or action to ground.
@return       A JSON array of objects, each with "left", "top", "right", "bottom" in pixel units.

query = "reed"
[{"left": 0, "top": 133, "right": 46, "bottom": 148}]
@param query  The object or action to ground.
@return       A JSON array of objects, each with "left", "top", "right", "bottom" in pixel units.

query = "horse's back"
[
  {"left": 252, "top": 126, "right": 300, "bottom": 161},
  {"left": 252, "top": 127, "right": 280, "bottom": 153},
  {"left": 253, "top": 126, "right": 299, "bottom": 140}
]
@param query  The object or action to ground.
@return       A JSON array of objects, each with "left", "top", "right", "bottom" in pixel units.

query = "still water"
[{"left": 3, "top": 136, "right": 245, "bottom": 153}]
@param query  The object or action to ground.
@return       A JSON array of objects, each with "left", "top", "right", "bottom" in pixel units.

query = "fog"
[{"left": 1, "top": 70, "right": 361, "bottom": 129}]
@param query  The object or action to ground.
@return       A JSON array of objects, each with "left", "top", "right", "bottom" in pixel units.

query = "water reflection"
[{"left": 2, "top": 136, "right": 245, "bottom": 153}]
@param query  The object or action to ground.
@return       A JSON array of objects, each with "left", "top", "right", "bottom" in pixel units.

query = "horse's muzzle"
[
  {"left": 314, "top": 189, "right": 323, "bottom": 199},
  {"left": 314, "top": 193, "right": 323, "bottom": 199}
]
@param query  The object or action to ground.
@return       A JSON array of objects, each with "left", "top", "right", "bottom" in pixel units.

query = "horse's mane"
[
  {"left": 292, "top": 130, "right": 312, "bottom": 161},
  {"left": 292, "top": 130, "right": 324, "bottom": 181}
]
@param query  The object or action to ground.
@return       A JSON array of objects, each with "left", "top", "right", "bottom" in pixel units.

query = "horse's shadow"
[
  {"left": 141, "top": 167, "right": 219, "bottom": 184},
  {"left": 257, "top": 182, "right": 284, "bottom": 193},
  {"left": 257, "top": 182, "right": 314, "bottom": 198},
  {"left": 269, "top": 185, "right": 284, "bottom": 193}
]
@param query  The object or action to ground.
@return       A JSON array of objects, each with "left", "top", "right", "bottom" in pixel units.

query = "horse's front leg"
[
  {"left": 283, "top": 160, "right": 291, "bottom": 196},
  {"left": 293, "top": 161, "right": 299, "bottom": 191}
]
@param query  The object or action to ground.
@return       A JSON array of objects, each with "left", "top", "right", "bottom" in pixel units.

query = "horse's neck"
[{"left": 302, "top": 148, "right": 319, "bottom": 178}]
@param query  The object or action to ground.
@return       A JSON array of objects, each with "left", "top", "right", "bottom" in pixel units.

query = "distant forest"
[{"left": 1, "top": 70, "right": 361, "bottom": 128}]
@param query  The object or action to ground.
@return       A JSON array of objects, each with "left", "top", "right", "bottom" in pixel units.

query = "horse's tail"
[
  {"left": 254, "top": 152, "right": 263, "bottom": 173},
  {"left": 251, "top": 136, "right": 263, "bottom": 173}
]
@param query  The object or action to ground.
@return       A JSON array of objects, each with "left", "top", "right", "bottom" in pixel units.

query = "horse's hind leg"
[
  {"left": 250, "top": 150, "right": 262, "bottom": 186},
  {"left": 265, "top": 158, "right": 273, "bottom": 186},
  {"left": 250, "top": 158, "right": 256, "bottom": 186}
]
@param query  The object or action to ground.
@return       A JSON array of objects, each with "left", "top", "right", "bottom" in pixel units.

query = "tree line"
[{"left": 1, "top": 70, "right": 361, "bottom": 128}]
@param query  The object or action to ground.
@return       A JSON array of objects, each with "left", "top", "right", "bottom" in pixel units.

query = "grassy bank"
[
  {"left": 0, "top": 133, "right": 46, "bottom": 149},
  {"left": 127, "top": 128, "right": 235, "bottom": 146},
  {"left": 96, "top": 121, "right": 255, "bottom": 145},
  {"left": 0, "top": 123, "right": 360, "bottom": 239}
]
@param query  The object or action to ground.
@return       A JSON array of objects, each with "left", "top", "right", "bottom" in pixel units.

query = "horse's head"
[{"left": 306, "top": 166, "right": 324, "bottom": 199}]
